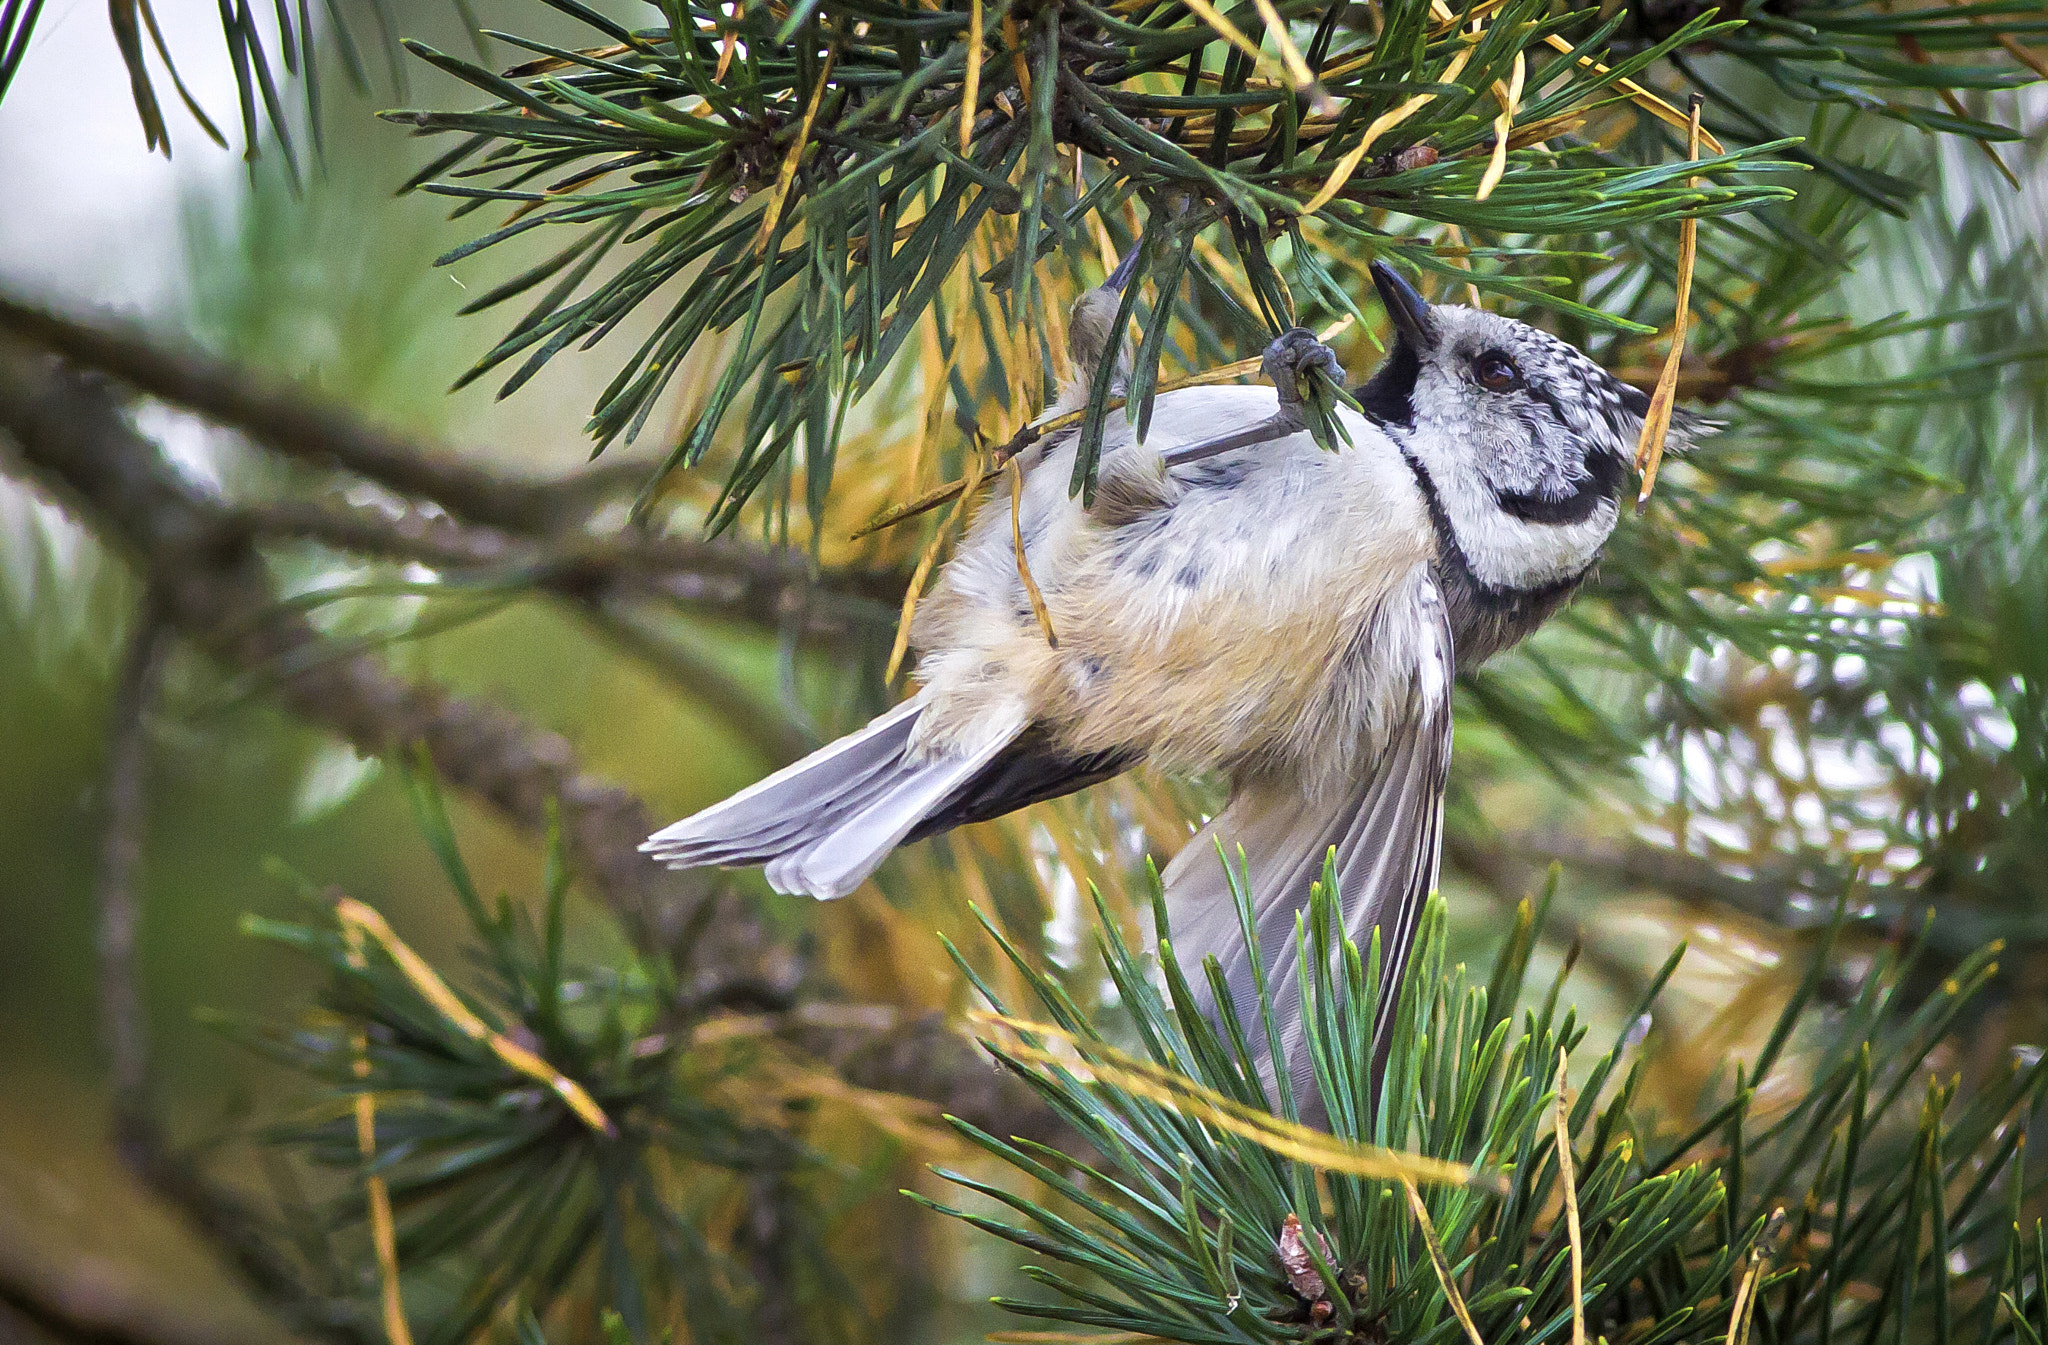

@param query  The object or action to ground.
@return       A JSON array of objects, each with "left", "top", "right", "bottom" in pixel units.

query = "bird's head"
[{"left": 1356, "top": 261, "right": 1708, "bottom": 595}]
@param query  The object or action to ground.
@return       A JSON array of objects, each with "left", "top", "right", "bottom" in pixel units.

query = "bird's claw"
[
  {"left": 1261, "top": 327, "right": 1345, "bottom": 412},
  {"left": 1156, "top": 329, "right": 1350, "bottom": 469}
]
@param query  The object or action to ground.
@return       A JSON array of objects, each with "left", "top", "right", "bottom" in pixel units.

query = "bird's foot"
[
  {"left": 1156, "top": 329, "right": 1351, "bottom": 469},
  {"left": 1260, "top": 327, "right": 1345, "bottom": 412}
]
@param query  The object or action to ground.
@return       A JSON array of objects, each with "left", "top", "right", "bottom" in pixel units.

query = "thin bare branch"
[
  {"left": 97, "top": 599, "right": 169, "bottom": 1114},
  {"left": 0, "top": 293, "right": 616, "bottom": 534},
  {"left": 0, "top": 343, "right": 689, "bottom": 937}
]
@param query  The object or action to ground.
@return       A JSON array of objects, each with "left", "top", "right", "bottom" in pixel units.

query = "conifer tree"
[{"left": 0, "top": 0, "right": 2044, "bottom": 1342}]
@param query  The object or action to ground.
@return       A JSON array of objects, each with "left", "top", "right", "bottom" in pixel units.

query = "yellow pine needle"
[
  {"left": 1401, "top": 1177, "right": 1487, "bottom": 1345},
  {"left": 1726, "top": 1210, "right": 1786, "bottom": 1345},
  {"left": 1300, "top": 43, "right": 1475, "bottom": 215},
  {"left": 961, "top": 0, "right": 985, "bottom": 151},
  {"left": 753, "top": 47, "right": 837, "bottom": 255},
  {"left": 1932, "top": 0, "right": 2048, "bottom": 82},
  {"left": 1540, "top": 35, "right": 1723, "bottom": 153},
  {"left": 849, "top": 317, "right": 1354, "bottom": 539},
  {"left": 334, "top": 898, "right": 615, "bottom": 1137},
  {"left": 1895, "top": 35, "right": 2021, "bottom": 189},
  {"left": 1555, "top": 1050, "right": 1586, "bottom": 1345},
  {"left": 1092, "top": 212, "right": 1121, "bottom": 274},
  {"left": 1732, "top": 581, "right": 1943, "bottom": 614},
  {"left": 1475, "top": 49, "right": 1525, "bottom": 202},
  {"left": 1009, "top": 458, "right": 1058, "bottom": 647},
  {"left": 975, "top": 1011, "right": 1500, "bottom": 1190},
  {"left": 1244, "top": 0, "right": 1329, "bottom": 105},
  {"left": 1440, "top": 224, "right": 1484, "bottom": 308},
  {"left": 1176, "top": 0, "right": 1271, "bottom": 75},
  {"left": 1002, "top": 15, "right": 1033, "bottom": 102},
  {"left": 341, "top": 922, "right": 416, "bottom": 1345},
  {"left": 714, "top": 2, "right": 739, "bottom": 82},
  {"left": 884, "top": 448, "right": 988, "bottom": 680},
  {"left": 1633, "top": 94, "right": 1702, "bottom": 510},
  {"left": 1424, "top": 0, "right": 1511, "bottom": 34},
  {"left": 753, "top": 1058, "right": 956, "bottom": 1149}
]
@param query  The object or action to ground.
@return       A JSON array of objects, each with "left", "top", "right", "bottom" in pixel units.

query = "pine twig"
[
  {"left": 98, "top": 600, "right": 170, "bottom": 1120},
  {"left": 0, "top": 294, "right": 606, "bottom": 535}
]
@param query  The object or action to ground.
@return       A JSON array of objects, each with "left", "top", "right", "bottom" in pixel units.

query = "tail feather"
[
  {"left": 642, "top": 697, "right": 1028, "bottom": 900},
  {"left": 1159, "top": 714, "right": 1448, "bottom": 1127},
  {"left": 643, "top": 697, "right": 925, "bottom": 866}
]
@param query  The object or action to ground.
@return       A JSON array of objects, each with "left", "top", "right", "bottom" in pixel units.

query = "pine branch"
[
  {"left": 0, "top": 332, "right": 1072, "bottom": 1192},
  {"left": 0, "top": 341, "right": 697, "bottom": 938},
  {"left": 0, "top": 293, "right": 605, "bottom": 535},
  {"left": 0, "top": 1258, "right": 272, "bottom": 1345}
]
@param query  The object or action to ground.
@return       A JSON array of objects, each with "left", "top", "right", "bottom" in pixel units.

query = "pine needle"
[
  {"left": 960, "top": 0, "right": 984, "bottom": 152},
  {"left": 1440, "top": 225, "right": 1485, "bottom": 308},
  {"left": 1726, "top": 1209, "right": 1787, "bottom": 1345},
  {"left": 1401, "top": 1176, "right": 1488, "bottom": 1345},
  {"left": 1009, "top": 458, "right": 1057, "bottom": 647},
  {"left": 1540, "top": 35, "right": 1723, "bottom": 153},
  {"left": 341, "top": 924, "right": 417, "bottom": 1345},
  {"left": 884, "top": 447, "right": 988, "bottom": 681},
  {"left": 1475, "top": 49, "right": 1525, "bottom": 202},
  {"left": 1555, "top": 1049, "right": 1586, "bottom": 1345},
  {"left": 987, "top": 1326, "right": 1171, "bottom": 1334},
  {"left": 1244, "top": 0, "right": 1330, "bottom": 108},
  {"left": 1300, "top": 43, "right": 1476, "bottom": 215},
  {"left": 1002, "top": 15, "right": 1032, "bottom": 102},
  {"left": 849, "top": 317, "right": 1353, "bottom": 539},
  {"left": 1923, "top": 0, "right": 2048, "bottom": 76},
  {"left": 975, "top": 1011, "right": 1502, "bottom": 1190},
  {"left": 334, "top": 898, "right": 615, "bottom": 1136},
  {"left": 1633, "top": 94, "right": 1702, "bottom": 511},
  {"left": 1175, "top": 0, "right": 1271, "bottom": 77},
  {"left": 753, "top": 46, "right": 838, "bottom": 255},
  {"left": 713, "top": 1, "right": 739, "bottom": 82},
  {"left": 1896, "top": 34, "right": 2020, "bottom": 189}
]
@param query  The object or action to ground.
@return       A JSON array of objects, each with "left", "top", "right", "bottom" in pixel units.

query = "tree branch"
[
  {"left": 0, "top": 295, "right": 603, "bottom": 534},
  {"left": 97, "top": 602, "right": 168, "bottom": 1116},
  {"left": 0, "top": 343, "right": 693, "bottom": 941},
  {"left": 0, "top": 1257, "right": 280, "bottom": 1345},
  {"left": 0, "top": 338, "right": 1073, "bottom": 1195}
]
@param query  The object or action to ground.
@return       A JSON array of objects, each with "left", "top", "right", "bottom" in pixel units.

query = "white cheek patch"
[{"left": 1422, "top": 447, "right": 1617, "bottom": 591}]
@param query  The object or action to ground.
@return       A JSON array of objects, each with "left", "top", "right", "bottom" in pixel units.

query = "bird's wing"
[
  {"left": 1160, "top": 564, "right": 1454, "bottom": 1125},
  {"left": 902, "top": 733, "right": 1139, "bottom": 845}
]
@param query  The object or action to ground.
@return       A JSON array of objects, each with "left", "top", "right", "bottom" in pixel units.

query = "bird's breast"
[
  {"left": 909, "top": 387, "right": 1438, "bottom": 792},
  {"left": 1043, "top": 410, "right": 1436, "bottom": 786}
]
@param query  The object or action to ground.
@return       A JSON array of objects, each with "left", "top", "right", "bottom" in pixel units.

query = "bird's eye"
[{"left": 1473, "top": 351, "right": 1521, "bottom": 392}]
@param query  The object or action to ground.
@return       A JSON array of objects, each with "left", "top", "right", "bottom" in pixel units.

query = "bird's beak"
[
  {"left": 1370, "top": 261, "right": 1434, "bottom": 349},
  {"left": 1105, "top": 242, "right": 1143, "bottom": 293}
]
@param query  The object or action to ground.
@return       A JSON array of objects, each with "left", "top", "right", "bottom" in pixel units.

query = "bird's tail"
[
  {"left": 641, "top": 695, "right": 1026, "bottom": 900},
  {"left": 1159, "top": 737, "right": 1445, "bottom": 1124}
]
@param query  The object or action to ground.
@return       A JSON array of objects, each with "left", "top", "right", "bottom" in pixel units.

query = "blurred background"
[{"left": 2, "top": 2, "right": 2046, "bottom": 1342}]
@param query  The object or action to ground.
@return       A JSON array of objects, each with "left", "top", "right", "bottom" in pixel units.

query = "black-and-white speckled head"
[{"left": 1357, "top": 263, "right": 1704, "bottom": 597}]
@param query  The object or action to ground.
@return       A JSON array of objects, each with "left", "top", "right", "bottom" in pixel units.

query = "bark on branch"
[
  {"left": 0, "top": 337, "right": 1068, "bottom": 1155},
  {"left": 0, "top": 344, "right": 690, "bottom": 937}
]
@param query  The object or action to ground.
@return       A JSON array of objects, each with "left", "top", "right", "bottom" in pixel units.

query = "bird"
[{"left": 645, "top": 259, "right": 1701, "bottom": 1108}]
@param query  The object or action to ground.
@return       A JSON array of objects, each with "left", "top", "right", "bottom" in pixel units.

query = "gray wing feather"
[
  {"left": 643, "top": 695, "right": 1028, "bottom": 900},
  {"left": 1161, "top": 569, "right": 1454, "bottom": 1127}
]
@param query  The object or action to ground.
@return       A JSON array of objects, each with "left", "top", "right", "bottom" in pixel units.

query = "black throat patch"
[
  {"left": 1396, "top": 446, "right": 1597, "bottom": 668},
  {"left": 1354, "top": 339, "right": 1421, "bottom": 428}
]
